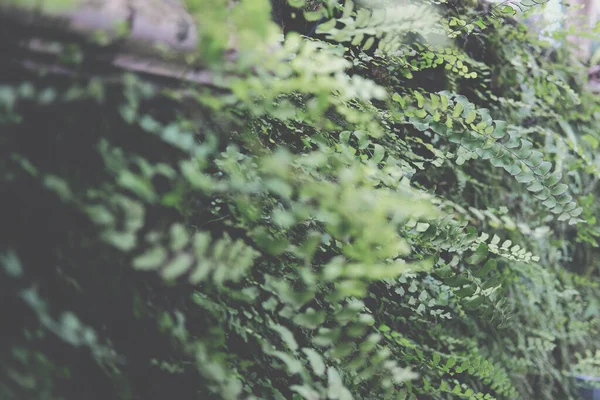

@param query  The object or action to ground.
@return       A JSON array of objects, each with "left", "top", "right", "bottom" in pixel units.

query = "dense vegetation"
[{"left": 1, "top": 0, "right": 600, "bottom": 399}]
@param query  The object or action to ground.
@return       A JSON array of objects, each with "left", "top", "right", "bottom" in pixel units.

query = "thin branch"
[{"left": 0, "top": 0, "right": 199, "bottom": 59}]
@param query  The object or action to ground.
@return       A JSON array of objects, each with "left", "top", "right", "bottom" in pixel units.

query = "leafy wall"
[{"left": 1, "top": 0, "right": 600, "bottom": 399}]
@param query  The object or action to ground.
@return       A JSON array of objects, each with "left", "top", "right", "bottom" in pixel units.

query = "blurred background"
[{"left": 489, "top": 0, "right": 599, "bottom": 62}]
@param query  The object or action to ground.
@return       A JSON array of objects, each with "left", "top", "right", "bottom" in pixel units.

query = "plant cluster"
[{"left": 1, "top": 0, "right": 600, "bottom": 399}]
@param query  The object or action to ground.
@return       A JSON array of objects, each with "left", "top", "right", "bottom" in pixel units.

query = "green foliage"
[{"left": 1, "top": 0, "right": 600, "bottom": 399}]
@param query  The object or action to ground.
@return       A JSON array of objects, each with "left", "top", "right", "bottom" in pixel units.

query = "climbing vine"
[{"left": 1, "top": 0, "right": 599, "bottom": 399}]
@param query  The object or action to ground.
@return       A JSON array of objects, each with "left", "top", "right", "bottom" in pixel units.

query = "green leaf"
[
  {"left": 328, "top": 367, "right": 352, "bottom": 400},
  {"left": 445, "top": 273, "right": 470, "bottom": 287},
  {"left": 502, "top": 6, "right": 517, "bottom": 16},
  {"left": 414, "top": 91, "right": 425, "bottom": 108},
  {"left": 272, "top": 323, "right": 299, "bottom": 351},
  {"left": 534, "top": 189, "right": 550, "bottom": 201},
  {"left": 544, "top": 172, "right": 562, "bottom": 187},
  {"left": 430, "top": 93, "right": 440, "bottom": 109},
  {"left": 476, "top": 147, "right": 495, "bottom": 160},
  {"left": 454, "top": 283, "right": 477, "bottom": 298},
  {"left": 464, "top": 296, "right": 485, "bottom": 309},
  {"left": 515, "top": 139, "right": 533, "bottom": 158},
  {"left": 535, "top": 161, "right": 552, "bottom": 176},
  {"left": 557, "top": 193, "right": 573, "bottom": 205},
  {"left": 482, "top": 275, "right": 501, "bottom": 290},
  {"left": 133, "top": 247, "right": 167, "bottom": 270},
  {"left": 542, "top": 197, "right": 557, "bottom": 208},
  {"left": 0, "top": 251, "right": 23, "bottom": 278},
  {"left": 492, "top": 121, "right": 507, "bottom": 139},
  {"left": 504, "top": 162, "right": 521, "bottom": 176},
  {"left": 302, "top": 348, "right": 326, "bottom": 375},
  {"left": 527, "top": 182, "right": 543, "bottom": 192},
  {"left": 435, "top": 265, "right": 454, "bottom": 279},
  {"left": 304, "top": 9, "right": 326, "bottom": 21},
  {"left": 525, "top": 151, "right": 544, "bottom": 167},
  {"left": 466, "top": 243, "right": 488, "bottom": 265},
  {"left": 582, "top": 134, "right": 599, "bottom": 149},
  {"left": 372, "top": 144, "right": 385, "bottom": 164},
  {"left": 516, "top": 171, "right": 534, "bottom": 183},
  {"left": 452, "top": 103, "right": 464, "bottom": 118},
  {"left": 465, "top": 111, "right": 476, "bottom": 124},
  {"left": 293, "top": 308, "right": 326, "bottom": 329},
  {"left": 354, "top": 130, "right": 370, "bottom": 150},
  {"left": 558, "top": 213, "right": 570, "bottom": 222},
  {"left": 440, "top": 93, "right": 449, "bottom": 111},
  {"left": 162, "top": 253, "right": 193, "bottom": 280},
  {"left": 551, "top": 184, "right": 568, "bottom": 196},
  {"left": 474, "top": 259, "right": 496, "bottom": 278}
]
